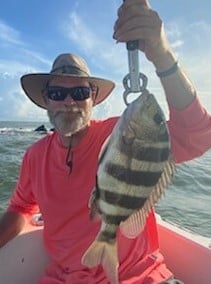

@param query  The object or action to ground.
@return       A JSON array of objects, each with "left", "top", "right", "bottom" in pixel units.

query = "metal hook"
[{"left": 123, "top": 72, "right": 148, "bottom": 105}]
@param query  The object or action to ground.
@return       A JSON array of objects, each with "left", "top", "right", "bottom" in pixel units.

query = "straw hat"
[{"left": 21, "top": 53, "right": 115, "bottom": 109}]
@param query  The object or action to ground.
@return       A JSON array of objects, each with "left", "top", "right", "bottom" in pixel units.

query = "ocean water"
[{"left": 0, "top": 121, "right": 211, "bottom": 238}]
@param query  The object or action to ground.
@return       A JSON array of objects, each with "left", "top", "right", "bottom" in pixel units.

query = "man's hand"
[
  {"left": 0, "top": 211, "right": 25, "bottom": 248},
  {"left": 113, "top": 0, "right": 174, "bottom": 65}
]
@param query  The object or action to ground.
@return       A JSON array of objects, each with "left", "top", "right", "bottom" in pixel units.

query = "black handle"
[{"left": 126, "top": 41, "right": 139, "bottom": 51}]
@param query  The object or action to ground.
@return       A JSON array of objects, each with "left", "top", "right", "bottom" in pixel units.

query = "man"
[{"left": 0, "top": 0, "right": 211, "bottom": 283}]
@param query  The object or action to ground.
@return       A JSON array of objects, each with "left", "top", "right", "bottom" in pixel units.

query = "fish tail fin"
[{"left": 81, "top": 240, "right": 119, "bottom": 284}]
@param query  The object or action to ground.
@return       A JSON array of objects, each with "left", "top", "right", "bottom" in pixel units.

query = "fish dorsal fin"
[{"left": 120, "top": 158, "right": 175, "bottom": 238}]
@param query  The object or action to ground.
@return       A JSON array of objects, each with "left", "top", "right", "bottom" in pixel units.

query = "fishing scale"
[{"left": 122, "top": 0, "right": 148, "bottom": 105}]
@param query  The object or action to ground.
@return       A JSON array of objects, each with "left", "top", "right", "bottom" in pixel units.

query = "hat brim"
[{"left": 21, "top": 73, "right": 115, "bottom": 109}]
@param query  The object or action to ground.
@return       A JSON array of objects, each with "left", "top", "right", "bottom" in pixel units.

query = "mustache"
[{"left": 49, "top": 106, "right": 83, "bottom": 116}]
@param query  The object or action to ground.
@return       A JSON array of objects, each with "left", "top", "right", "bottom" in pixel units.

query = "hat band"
[{"left": 50, "top": 65, "right": 90, "bottom": 77}]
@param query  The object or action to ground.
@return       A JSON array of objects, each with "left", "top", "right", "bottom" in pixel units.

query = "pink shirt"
[{"left": 7, "top": 97, "right": 211, "bottom": 283}]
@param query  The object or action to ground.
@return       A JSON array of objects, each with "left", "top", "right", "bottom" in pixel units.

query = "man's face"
[{"left": 44, "top": 77, "right": 95, "bottom": 137}]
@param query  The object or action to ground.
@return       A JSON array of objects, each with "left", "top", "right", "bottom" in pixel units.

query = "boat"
[{"left": 0, "top": 214, "right": 210, "bottom": 284}]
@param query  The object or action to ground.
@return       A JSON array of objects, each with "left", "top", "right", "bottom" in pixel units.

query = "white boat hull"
[
  {"left": 0, "top": 225, "right": 49, "bottom": 284},
  {"left": 0, "top": 215, "right": 210, "bottom": 284},
  {"left": 157, "top": 215, "right": 211, "bottom": 284}
]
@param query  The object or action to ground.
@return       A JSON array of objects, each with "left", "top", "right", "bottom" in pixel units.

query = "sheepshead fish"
[{"left": 81, "top": 90, "right": 175, "bottom": 284}]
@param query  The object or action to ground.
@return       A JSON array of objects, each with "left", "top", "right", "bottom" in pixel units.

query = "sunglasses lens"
[
  {"left": 46, "top": 87, "right": 91, "bottom": 101},
  {"left": 71, "top": 87, "right": 91, "bottom": 101},
  {"left": 47, "top": 88, "right": 66, "bottom": 101}
]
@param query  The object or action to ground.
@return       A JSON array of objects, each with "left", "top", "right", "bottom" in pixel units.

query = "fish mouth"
[{"left": 143, "top": 92, "right": 156, "bottom": 106}]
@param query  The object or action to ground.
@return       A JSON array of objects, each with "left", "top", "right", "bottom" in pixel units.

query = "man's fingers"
[{"left": 118, "top": 0, "right": 151, "bottom": 18}]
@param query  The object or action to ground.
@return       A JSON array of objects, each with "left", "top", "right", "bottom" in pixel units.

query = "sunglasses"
[{"left": 45, "top": 86, "right": 92, "bottom": 101}]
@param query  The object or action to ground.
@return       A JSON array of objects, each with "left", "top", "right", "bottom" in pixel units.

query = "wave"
[
  {"left": 0, "top": 121, "right": 52, "bottom": 135},
  {"left": 0, "top": 124, "right": 51, "bottom": 135},
  {"left": 0, "top": 127, "right": 35, "bottom": 134}
]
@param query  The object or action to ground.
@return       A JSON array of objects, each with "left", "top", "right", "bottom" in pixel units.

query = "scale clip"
[{"left": 123, "top": 72, "right": 148, "bottom": 105}]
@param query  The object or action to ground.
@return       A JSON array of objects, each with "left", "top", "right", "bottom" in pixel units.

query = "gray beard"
[{"left": 48, "top": 108, "right": 91, "bottom": 137}]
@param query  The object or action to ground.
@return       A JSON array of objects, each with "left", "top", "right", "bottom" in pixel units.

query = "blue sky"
[{"left": 0, "top": 0, "right": 211, "bottom": 121}]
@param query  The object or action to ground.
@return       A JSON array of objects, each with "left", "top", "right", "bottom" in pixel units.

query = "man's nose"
[{"left": 63, "top": 94, "right": 76, "bottom": 104}]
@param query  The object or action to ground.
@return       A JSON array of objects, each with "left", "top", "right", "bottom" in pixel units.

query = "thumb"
[{"left": 140, "top": 0, "right": 151, "bottom": 8}]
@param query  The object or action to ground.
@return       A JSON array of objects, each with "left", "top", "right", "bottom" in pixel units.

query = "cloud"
[
  {"left": 0, "top": 19, "right": 52, "bottom": 121},
  {"left": 0, "top": 75, "right": 47, "bottom": 121},
  {"left": 164, "top": 19, "right": 211, "bottom": 92},
  {"left": 64, "top": 11, "right": 127, "bottom": 75},
  {"left": 21, "top": 49, "right": 52, "bottom": 67},
  {"left": 166, "top": 19, "right": 211, "bottom": 55},
  {"left": 0, "top": 18, "right": 51, "bottom": 71},
  {"left": 66, "top": 12, "right": 97, "bottom": 53},
  {"left": 14, "top": 95, "right": 47, "bottom": 121},
  {"left": 0, "top": 20, "right": 23, "bottom": 46},
  {"left": 1, "top": 8, "right": 211, "bottom": 122},
  {"left": 0, "top": 56, "right": 49, "bottom": 121},
  {"left": 62, "top": 10, "right": 211, "bottom": 119},
  {"left": 171, "top": 40, "right": 184, "bottom": 49},
  {"left": 0, "top": 60, "right": 34, "bottom": 79}
]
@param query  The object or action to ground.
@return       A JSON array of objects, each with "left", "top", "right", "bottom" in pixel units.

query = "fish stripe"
[
  {"left": 136, "top": 147, "right": 170, "bottom": 162},
  {"left": 100, "top": 230, "right": 116, "bottom": 241},
  {"left": 99, "top": 223, "right": 118, "bottom": 241},
  {"left": 105, "top": 163, "right": 162, "bottom": 186},
  {"left": 99, "top": 157, "right": 169, "bottom": 174},
  {"left": 158, "top": 131, "right": 170, "bottom": 142},
  {"left": 101, "top": 189, "right": 147, "bottom": 209},
  {"left": 119, "top": 143, "right": 170, "bottom": 162},
  {"left": 99, "top": 199, "right": 133, "bottom": 216},
  {"left": 104, "top": 214, "right": 129, "bottom": 225}
]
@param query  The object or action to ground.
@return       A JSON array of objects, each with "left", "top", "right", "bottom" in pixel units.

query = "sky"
[{"left": 0, "top": 0, "right": 211, "bottom": 122}]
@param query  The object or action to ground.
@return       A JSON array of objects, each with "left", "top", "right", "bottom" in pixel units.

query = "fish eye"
[{"left": 153, "top": 113, "right": 164, "bottom": 125}]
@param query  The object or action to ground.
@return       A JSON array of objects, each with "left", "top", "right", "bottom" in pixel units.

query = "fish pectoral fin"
[
  {"left": 81, "top": 240, "right": 119, "bottom": 284},
  {"left": 89, "top": 202, "right": 101, "bottom": 221},
  {"left": 89, "top": 186, "right": 101, "bottom": 221}
]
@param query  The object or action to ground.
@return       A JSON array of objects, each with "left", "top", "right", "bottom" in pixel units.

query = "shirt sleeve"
[
  {"left": 168, "top": 96, "right": 211, "bottom": 163},
  {"left": 6, "top": 150, "right": 39, "bottom": 216}
]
